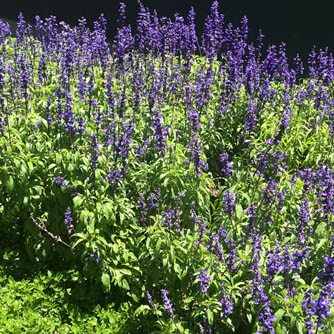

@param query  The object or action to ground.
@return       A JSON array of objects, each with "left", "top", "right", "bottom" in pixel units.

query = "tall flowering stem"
[{"left": 160, "top": 289, "right": 181, "bottom": 333}]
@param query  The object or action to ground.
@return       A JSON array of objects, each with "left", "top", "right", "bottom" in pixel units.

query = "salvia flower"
[
  {"left": 246, "top": 203, "right": 258, "bottom": 233},
  {"left": 161, "top": 208, "right": 177, "bottom": 229},
  {"left": 245, "top": 99, "right": 258, "bottom": 132},
  {"left": 161, "top": 289, "right": 175, "bottom": 317},
  {"left": 89, "top": 246, "right": 100, "bottom": 264},
  {"left": 257, "top": 305, "right": 276, "bottom": 334},
  {"left": 156, "top": 188, "right": 161, "bottom": 203},
  {"left": 192, "top": 202, "right": 207, "bottom": 248},
  {"left": 206, "top": 233, "right": 219, "bottom": 254},
  {"left": 146, "top": 290, "right": 155, "bottom": 310},
  {"left": 106, "top": 169, "right": 123, "bottom": 189},
  {"left": 224, "top": 237, "right": 239, "bottom": 270},
  {"left": 201, "top": 0, "right": 224, "bottom": 58},
  {"left": 220, "top": 152, "right": 233, "bottom": 177},
  {"left": 265, "top": 243, "right": 281, "bottom": 281},
  {"left": 138, "top": 193, "right": 148, "bottom": 225},
  {"left": 219, "top": 284, "right": 234, "bottom": 318},
  {"left": 186, "top": 136, "right": 208, "bottom": 176},
  {"left": 320, "top": 255, "right": 334, "bottom": 286},
  {"left": 152, "top": 110, "right": 168, "bottom": 156},
  {"left": 64, "top": 207, "right": 74, "bottom": 235},
  {"left": 148, "top": 193, "right": 156, "bottom": 208},
  {"left": 319, "top": 233, "right": 334, "bottom": 285},
  {"left": 53, "top": 176, "right": 71, "bottom": 189},
  {"left": 196, "top": 269, "right": 212, "bottom": 293},
  {"left": 222, "top": 190, "right": 237, "bottom": 217},
  {"left": 0, "top": 19, "right": 10, "bottom": 43},
  {"left": 301, "top": 288, "right": 315, "bottom": 334},
  {"left": 198, "top": 323, "right": 205, "bottom": 334},
  {"left": 302, "top": 284, "right": 334, "bottom": 330}
]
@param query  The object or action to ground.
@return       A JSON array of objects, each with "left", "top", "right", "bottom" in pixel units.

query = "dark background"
[{"left": 1, "top": 0, "right": 334, "bottom": 65}]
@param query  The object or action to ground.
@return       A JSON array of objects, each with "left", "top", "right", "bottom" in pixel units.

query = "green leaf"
[
  {"left": 101, "top": 273, "right": 111, "bottom": 292},
  {"left": 179, "top": 266, "right": 188, "bottom": 280},
  {"left": 56, "top": 153, "right": 62, "bottom": 165},
  {"left": 119, "top": 269, "right": 132, "bottom": 276},
  {"left": 235, "top": 204, "right": 243, "bottom": 219},
  {"left": 207, "top": 308, "right": 213, "bottom": 325},
  {"left": 73, "top": 195, "right": 83, "bottom": 208},
  {"left": 315, "top": 222, "right": 327, "bottom": 237},
  {"left": 103, "top": 204, "right": 114, "bottom": 220},
  {"left": 183, "top": 296, "right": 194, "bottom": 303},
  {"left": 72, "top": 234, "right": 87, "bottom": 248},
  {"left": 120, "top": 278, "right": 130, "bottom": 290},
  {"left": 156, "top": 239, "right": 163, "bottom": 252},
  {"left": 274, "top": 309, "right": 285, "bottom": 322},
  {"left": 174, "top": 262, "right": 181, "bottom": 275},
  {"left": 127, "top": 292, "right": 140, "bottom": 303},
  {"left": 316, "top": 238, "right": 327, "bottom": 251},
  {"left": 170, "top": 245, "right": 175, "bottom": 263},
  {"left": 296, "top": 321, "right": 305, "bottom": 334},
  {"left": 47, "top": 163, "right": 56, "bottom": 171},
  {"left": 6, "top": 176, "right": 14, "bottom": 192},
  {"left": 134, "top": 305, "right": 150, "bottom": 317}
]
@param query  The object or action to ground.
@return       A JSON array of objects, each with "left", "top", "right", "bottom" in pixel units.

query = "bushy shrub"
[{"left": 1, "top": 2, "right": 334, "bottom": 332}]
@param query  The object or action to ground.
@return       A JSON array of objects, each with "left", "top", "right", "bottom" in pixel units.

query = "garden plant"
[{"left": 1, "top": 1, "right": 334, "bottom": 333}]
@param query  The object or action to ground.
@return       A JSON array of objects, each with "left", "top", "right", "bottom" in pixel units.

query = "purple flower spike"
[
  {"left": 196, "top": 269, "right": 212, "bottom": 293},
  {"left": 146, "top": 290, "right": 153, "bottom": 307},
  {"left": 222, "top": 190, "right": 237, "bottom": 217},
  {"left": 220, "top": 152, "right": 233, "bottom": 177},
  {"left": 64, "top": 207, "right": 74, "bottom": 235},
  {"left": 219, "top": 284, "right": 234, "bottom": 318},
  {"left": 161, "top": 208, "right": 177, "bottom": 229},
  {"left": 161, "top": 289, "right": 175, "bottom": 317}
]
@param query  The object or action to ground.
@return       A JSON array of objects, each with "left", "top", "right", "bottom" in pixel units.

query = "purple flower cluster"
[
  {"left": 296, "top": 198, "right": 311, "bottom": 243},
  {"left": 146, "top": 290, "right": 154, "bottom": 308},
  {"left": 219, "top": 284, "right": 233, "bottom": 319},
  {"left": 222, "top": 190, "right": 237, "bottom": 217},
  {"left": 249, "top": 237, "right": 277, "bottom": 334},
  {"left": 192, "top": 202, "right": 207, "bottom": 248},
  {"left": 64, "top": 207, "right": 74, "bottom": 235},
  {"left": 196, "top": 269, "right": 213, "bottom": 293},
  {"left": 246, "top": 203, "right": 258, "bottom": 233},
  {"left": 186, "top": 136, "right": 208, "bottom": 176},
  {"left": 161, "top": 289, "right": 175, "bottom": 317},
  {"left": 224, "top": 238, "right": 239, "bottom": 271},
  {"left": 53, "top": 176, "right": 70, "bottom": 189},
  {"left": 152, "top": 110, "right": 168, "bottom": 156},
  {"left": 105, "top": 169, "right": 123, "bottom": 189},
  {"left": 219, "top": 152, "right": 233, "bottom": 178},
  {"left": 302, "top": 285, "right": 334, "bottom": 331},
  {"left": 244, "top": 99, "right": 258, "bottom": 132},
  {"left": 161, "top": 208, "right": 177, "bottom": 229},
  {"left": 265, "top": 243, "right": 309, "bottom": 296},
  {"left": 298, "top": 165, "right": 334, "bottom": 224}
]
